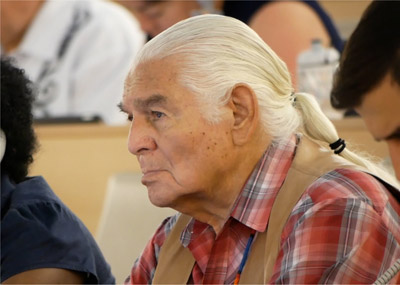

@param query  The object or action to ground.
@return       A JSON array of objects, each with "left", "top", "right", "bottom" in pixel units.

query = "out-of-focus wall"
[
  {"left": 30, "top": 123, "right": 139, "bottom": 235},
  {"left": 320, "top": 0, "right": 372, "bottom": 40}
]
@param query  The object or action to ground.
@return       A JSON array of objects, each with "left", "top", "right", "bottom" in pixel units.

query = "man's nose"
[{"left": 127, "top": 118, "right": 157, "bottom": 155}]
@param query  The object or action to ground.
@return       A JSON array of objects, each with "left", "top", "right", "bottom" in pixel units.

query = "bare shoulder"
[
  {"left": 249, "top": 1, "right": 328, "bottom": 28},
  {"left": 3, "top": 268, "right": 86, "bottom": 284},
  {"left": 248, "top": 1, "right": 330, "bottom": 82},
  {"left": 248, "top": 1, "right": 330, "bottom": 47}
]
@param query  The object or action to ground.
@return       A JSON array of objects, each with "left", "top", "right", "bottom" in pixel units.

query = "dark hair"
[
  {"left": 1, "top": 57, "right": 38, "bottom": 183},
  {"left": 331, "top": 1, "right": 400, "bottom": 109}
]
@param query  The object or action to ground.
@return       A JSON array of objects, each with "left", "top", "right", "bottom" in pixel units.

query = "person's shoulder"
[
  {"left": 249, "top": 0, "right": 331, "bottom": 39},
  {"left": 306, "top": 168, "right": 393, "bottom": 214},
  {"left": 251, "top": 0, "right": 320, "bottom": 23},
  {"left": 1, "top": 176, "right": 114, "bottom": 284},
  {"left": 3, "top": 175, "right": 92, "bottom": 248},
  {"left": 3, "top": 176, "right": 86, "bottom": 236},
  {"left": 283, "top": 168, "right": 396, "bottom": 239},
  {"left": 7, "top": 176, "right": 61, "bottom": 207},
  {"left": 81, "top": 0, "right": 145, "bottom": 48}
]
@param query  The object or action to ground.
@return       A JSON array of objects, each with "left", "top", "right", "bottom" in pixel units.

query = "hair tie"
[{"left": 329, "top": 138, "right": 346, "bottom": 154}]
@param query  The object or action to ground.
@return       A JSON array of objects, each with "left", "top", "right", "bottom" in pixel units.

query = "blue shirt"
[{"left": 1, "top": 174, "right": 115, "bottom": 284}]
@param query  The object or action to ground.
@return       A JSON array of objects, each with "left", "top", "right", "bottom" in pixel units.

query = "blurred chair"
[{"left": 96, "top": 172, "right": 176, "bottom": 283}]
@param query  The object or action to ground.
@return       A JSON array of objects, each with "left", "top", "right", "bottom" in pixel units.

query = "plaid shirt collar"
[{"left": 181, "top": 134, "right": 299, "bottom": 246}]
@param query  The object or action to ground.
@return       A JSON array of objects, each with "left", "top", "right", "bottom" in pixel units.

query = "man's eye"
[{"left": 151, "top": 111, "right": 164, "bottom": 119}]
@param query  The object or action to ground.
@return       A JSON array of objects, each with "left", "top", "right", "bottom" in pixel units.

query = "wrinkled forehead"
[
  {"left": 124, "top": 64, "right": 145, "bottom": 93},
  {"left": 124, "top": 60, "right": 152, "bottom": 85},
  {"left": 123, "top": 64, "right": 149, "bottom": 101},
  {"left": 126, "top": 55, "right": 184, "bottom": 87},
  {"left": 122, "top": 57, "right": 184, "bottom": 102}
]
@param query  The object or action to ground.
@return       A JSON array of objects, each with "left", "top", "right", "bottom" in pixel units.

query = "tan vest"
[{"left": 152, "top": 137, "right": 378, "bottom": 284}]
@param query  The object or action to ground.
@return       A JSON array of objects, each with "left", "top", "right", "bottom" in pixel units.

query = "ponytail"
[{"left": 295, "top": 92, "right": 399, "bottom": 187}]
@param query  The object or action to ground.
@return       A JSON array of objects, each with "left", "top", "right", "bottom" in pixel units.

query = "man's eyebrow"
[
  {"left": 134, "top": 94, "right": 168, "bottom": 110},
  {"left": 117, "top": 94, "right": 168, "bottom": 115},
  {"left": 117, "top": 102, "right": 127, "bottom": 113}
]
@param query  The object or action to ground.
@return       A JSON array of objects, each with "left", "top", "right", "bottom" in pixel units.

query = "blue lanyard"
[{"left": 234, "top": 229, "right": 257, "bottom": 284}]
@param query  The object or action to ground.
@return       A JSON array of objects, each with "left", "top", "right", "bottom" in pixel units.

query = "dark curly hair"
[{"left": 1, "top": 57, "right": 38, "bottom": 183}]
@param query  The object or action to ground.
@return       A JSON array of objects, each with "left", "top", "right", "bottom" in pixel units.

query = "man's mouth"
[{"left": 141, "top": 169, "right": 163, "bottom": 185}]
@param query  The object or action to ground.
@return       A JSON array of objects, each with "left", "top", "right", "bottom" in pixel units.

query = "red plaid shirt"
[{"left": 126, "top": 135, "right": 400, "bottom": 284}]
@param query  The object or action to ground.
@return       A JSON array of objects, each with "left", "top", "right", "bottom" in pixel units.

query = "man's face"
[
  {"left": 117, "top": 0, "right": 200, "bottom": 38},
  {"left": 120, "top": 58, "right": 236, "bottom": 209},
  {"left": 356, "top": 73, "right": 400, "bottom": 180},
  {"left": 0, "top": 1, "right": 44, "bottom": 51}
]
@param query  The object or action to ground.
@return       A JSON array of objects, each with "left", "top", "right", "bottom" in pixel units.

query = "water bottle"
[{"left": 297, "top": 39, "right": 343, "bottom": 120}]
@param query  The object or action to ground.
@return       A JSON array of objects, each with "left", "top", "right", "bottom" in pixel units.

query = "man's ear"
[{"left": 227, "top": 84, "right": 259, "bottom": 146}]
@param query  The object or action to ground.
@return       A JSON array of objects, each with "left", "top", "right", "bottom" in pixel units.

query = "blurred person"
[
  {"left": 331, "top": 1, "right": 400, "bottom": 180},
  {"left": 0, "top": 0, "right": 145, "bottom": 125},
  {"left": 120, "top": 15, "right": 400, "bottom": 284},
  {"left": 117, "top": 0, "right": 343, "bottom": 85},
  {"left": 1, "top": 57, "right": 115, "bottom": 284}
]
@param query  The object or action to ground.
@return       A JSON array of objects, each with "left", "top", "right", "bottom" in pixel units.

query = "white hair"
[
  {"left": 132, "top": 14, "right": 296, "bottom": 140},
  {"left": 131, "top": 14, "right": 398, "bottom": 186}
]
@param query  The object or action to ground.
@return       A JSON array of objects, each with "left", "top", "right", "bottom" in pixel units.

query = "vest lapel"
[
  {"left": 152, "top": 214, "right": 195, "bottom": 284},
  {"left": 241, "top": 137, "right": 356, "bottom": 283}
]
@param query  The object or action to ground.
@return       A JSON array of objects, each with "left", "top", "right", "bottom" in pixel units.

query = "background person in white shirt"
[{"left": 1, "top": 0, "right": 145, "bottom": 125}]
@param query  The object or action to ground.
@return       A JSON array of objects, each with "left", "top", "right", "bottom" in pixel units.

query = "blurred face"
[
  {"left": 356, "top": 72, "right": 400, "bottom": 180},
  {"left": 117, "top": 0, "right": 200, "bottom": 38},
  {"left": 0, "top": 0, "right": 44, "bottom": 52},
  {"left": 120, "top": 57, "right": 236, "bottom": 209}
]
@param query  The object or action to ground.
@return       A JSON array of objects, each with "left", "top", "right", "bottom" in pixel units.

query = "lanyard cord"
[{"left": 233, "top": 229, "right": 257, "bottom": 285}]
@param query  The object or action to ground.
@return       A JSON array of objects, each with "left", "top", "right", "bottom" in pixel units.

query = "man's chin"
[
  {"left": 146, "top": 184, "right": 175, "bottom": 208},
  {"left": 148, "top": 196, "right": 174, "bottom": 209}
]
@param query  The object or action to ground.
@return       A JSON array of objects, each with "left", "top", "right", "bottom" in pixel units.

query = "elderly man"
[
  {"left": 331, "top": 2, "right": 400, "bottom": 181},
  {"left": 120, "top": 15, "right": 400, "bottom": 284}
]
